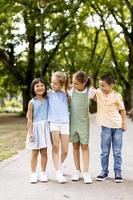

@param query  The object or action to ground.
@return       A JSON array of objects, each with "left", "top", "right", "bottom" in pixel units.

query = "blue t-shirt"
[
  {"left": 31, "top": 97, "right": 48, "bottom": 122},
  {"left": 48, "top": 91, "right": 69, "bottom": 123}
]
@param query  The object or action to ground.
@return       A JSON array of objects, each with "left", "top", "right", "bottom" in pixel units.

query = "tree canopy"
[{"left": 0, "top": 0, "right": 133, "bottom": 113}]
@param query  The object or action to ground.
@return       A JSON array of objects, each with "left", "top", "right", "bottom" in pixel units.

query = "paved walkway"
[{"left": 0, "top": 115, "right": 133, "bottom": 200}]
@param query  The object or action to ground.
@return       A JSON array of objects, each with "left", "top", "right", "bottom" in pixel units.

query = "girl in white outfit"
[{"left": 48, "top": 71, "right": 70, "bottom": 183}]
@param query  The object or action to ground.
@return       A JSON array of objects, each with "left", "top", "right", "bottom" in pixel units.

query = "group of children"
[{"left": 26, "top": 71, "right": 127, "bottom": 184}]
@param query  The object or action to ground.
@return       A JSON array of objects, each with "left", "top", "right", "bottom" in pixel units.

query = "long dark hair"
[{"left": 30, "top": 78, "right": 47, "bottom": 98}]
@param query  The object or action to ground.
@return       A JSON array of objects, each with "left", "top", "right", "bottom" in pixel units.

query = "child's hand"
[
  {"left": 121, "top": 122, "right": 127, "bottom": 132},
  {"left": 29, "top": 133, "right": 34, "bottom": 142}
]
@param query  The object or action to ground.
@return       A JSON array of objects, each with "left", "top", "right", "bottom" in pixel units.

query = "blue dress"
[{"left": 26, "top": 97, "right": 51, "bottom": 149}]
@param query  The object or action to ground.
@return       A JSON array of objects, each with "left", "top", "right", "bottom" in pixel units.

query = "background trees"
[{"left": 0, "top": 0, "right": 133, "bottom": 113}]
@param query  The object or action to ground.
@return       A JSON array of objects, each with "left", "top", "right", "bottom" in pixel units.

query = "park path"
[{"left": 0, "top": 114, "right": 133, "bottom": 200}]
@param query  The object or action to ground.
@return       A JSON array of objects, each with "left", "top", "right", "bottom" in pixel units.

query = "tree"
[
  {"left": 0, "top": 0, "right": 82, "bottom": 113},
  {"left": 89, "top": 0, "right": 133, "bottom": 109}
]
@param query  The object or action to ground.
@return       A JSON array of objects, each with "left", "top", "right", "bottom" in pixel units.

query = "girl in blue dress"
[{"left": 26, "top": 78, "right": 51, "bottom": 183}]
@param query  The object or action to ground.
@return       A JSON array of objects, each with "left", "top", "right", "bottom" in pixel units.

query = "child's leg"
[
  {"left": 51, "top": 131, "right": 60, "bottom": 170},
  {"left": 40, "top": 148, "right": 47, "bottom": 172},
  {"left": 101, "top": 127, "right": 112, "bottom": 174},
  {"left": 81, "top": 144, "right": 89, "bottom": 172},
  {"left": 60, "top": 134, "right": 69, "bottom": 164},
  {"left": 39, "top": 148, "right": 48, "bottom": 182},
  {"left": 71, "top": 142, "right": 81, "bottom": 181},
  {"left": 73, "top": 142, "right": 81, "bottom": 170},
  {"left": 112, "top": 128, "right": 123, "bottom": 174},
  {"left": 31, "top": 149, "right": 39, "bottom": 172},
  {"left": 81, "top": 144, "right": 92, "bottom": 183},
  {"left": 30, "top": 149, "right": 39, "bottom": 183},
  {"left": 51, "top": 131, "right": 67, "bottom": 183}
]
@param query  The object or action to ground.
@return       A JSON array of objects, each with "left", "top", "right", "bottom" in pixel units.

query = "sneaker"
[
  {"left": 56, "top": 170, "right": 67, "bottom": 183},
  {"left": 40, "top": 172, "right": 48, "bottom": 182},
  {"left": 30, "top": 172, "right": 37, "bottom": 183},
  {"left": 71, "top": 170, "right": 81, "bottom": 181},
  {"left": 115, "top": 172, "right": 123, "bottom": 183},
  {"left": 83, "top": 172, "right": 92, "bottom": 184},
  {"left": 96, "top": 172, "right": 108, "bottom": 181}
]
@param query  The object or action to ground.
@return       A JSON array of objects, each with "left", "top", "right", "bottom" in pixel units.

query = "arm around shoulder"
[{"left": 88, "top": 87, "right": 97, "bottom": 101}]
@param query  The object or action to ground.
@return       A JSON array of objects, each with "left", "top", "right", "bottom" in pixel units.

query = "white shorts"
[{"left": 49, "top": 122, "right": 69, "bottom": 135}]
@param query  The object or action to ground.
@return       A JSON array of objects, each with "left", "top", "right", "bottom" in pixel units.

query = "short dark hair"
[
  {"left": 30, "top": 78, "right": 47, "bottom": 98},
  {"left": 100, "top": 73, "right": 115, "bottom": 85}
]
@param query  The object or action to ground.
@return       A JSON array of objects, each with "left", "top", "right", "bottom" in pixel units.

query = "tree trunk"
[
  {"left": 21, "top": 10, "right": 36, "bottom": 114},
  {"left": 21, "top": 86, "right": 31, "bottom": 115},
  {"left": 126, "top": 45, "right": 133, "bottom": 110}
]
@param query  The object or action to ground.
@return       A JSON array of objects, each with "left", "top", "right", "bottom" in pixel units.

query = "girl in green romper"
[{"left": 69, "top": 71, "right": 93, "bottom": 184}]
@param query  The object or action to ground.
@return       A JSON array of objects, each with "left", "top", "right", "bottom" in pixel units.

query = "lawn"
[{"left": 0, "top": 113, "right": 27, "bottom": 161}]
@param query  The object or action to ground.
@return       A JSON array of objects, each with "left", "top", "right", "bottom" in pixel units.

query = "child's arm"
[
  {"left": 66, "top": 88, "right": 73, "bottom": 104},
  {"left": 27, "top": 101, "right": 34, "bottom": 141},
  {"left": 120, "top": 109, "right": 127, "bottom": 131},
  {"left": 88, "top": 87, "right": 97, "bottom": 102},
  {"left": 92, "top": 94, "right": 97, "bottom": 102}
]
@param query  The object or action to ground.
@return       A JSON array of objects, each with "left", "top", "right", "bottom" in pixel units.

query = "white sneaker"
[
  {"left": 56, "top": 170, "right": 67, "bottom": 183},
  {"left": 30, "top": 173, "right": 37, "bottom": 183},
  {"left": 83, "top": 172, "right": 92, "bottom": 184},
  {"left": 40, "top": 172, "right": 48, "bottom": 182},
  {"left": 71, "top": 170, "right": 81, "bottom": 181}
]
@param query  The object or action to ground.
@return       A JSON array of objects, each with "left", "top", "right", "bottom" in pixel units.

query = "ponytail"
[
  {"left": 64, "top": 72, "right": 70, "bottom": 91},
  {"left": 85, "top": 77, "right": 91, "bottom": 88}
]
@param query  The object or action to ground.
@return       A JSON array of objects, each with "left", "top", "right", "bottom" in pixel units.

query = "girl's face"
[
  {"left": 99, "top": 80, "right": 113, "bottom": 94},
  {"left": 34, "top": 81, "right": 45, "bottom": 97},
  {"left": 72, "top": 78, "right": 86, "bottom": 91},
  {"left": 51, "top": 77, "right": 62, "bottom": 91}
]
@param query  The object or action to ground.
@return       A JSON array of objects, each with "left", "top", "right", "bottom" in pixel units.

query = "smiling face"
[
  {"left": 72, "top": 78, "right": 86, "bottom": 91},
  {"left": 99, "top": 80, "right": 114, "bottom": 94},
  {"left": 34, "top": 81, "right": 46, "bottom": 97},
  {"left": 51, "top": 76, "right": 62, "bottom": 92}
]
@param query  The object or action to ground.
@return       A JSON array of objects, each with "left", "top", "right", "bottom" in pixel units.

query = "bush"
[{"left": 5, "top": 98, "right": 22, "bottom": 108}]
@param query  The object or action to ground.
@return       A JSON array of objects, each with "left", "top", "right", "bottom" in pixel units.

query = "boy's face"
[{"left": 99, "top": 80, "right": 114, "bottom": 94}]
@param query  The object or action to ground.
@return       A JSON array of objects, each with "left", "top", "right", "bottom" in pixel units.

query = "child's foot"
[
  {"left": 30, "top": 172, "right": 37, "bottom": 183},
  {"left": 56, "top": 170, "right": 67, "bottom": 183},
  {"left": 83, "top": 172, "right": 92, "bottom": 184},
  {"left": 115, "top": 172, "right": 123, "bottom": 183},
  {"left": 71, "top": 170, "right": 81, "bottom": 181},
  {"left": 96, "top": 172, "right": 108, "bottom": 181},
  {"left": 40, "top": 172, "right": 48, "bottom": 182}
]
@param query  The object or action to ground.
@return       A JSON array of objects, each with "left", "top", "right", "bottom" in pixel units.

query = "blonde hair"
[{"left": 52, "top": 71, "right": 70, "bottom": 91}]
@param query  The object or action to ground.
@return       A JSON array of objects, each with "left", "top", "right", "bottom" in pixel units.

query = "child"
[
  {"left": 68, "top": 71, "right": 93, "bottom": 184},
  {"left": 48, "top": 71, "right": 70, "bottom": 183},
  {"left": 26, "top": 78, "right": 51, "bottom": 183},
  {"left": 93, "top": 73, "right": 127, "bottom": 183}
]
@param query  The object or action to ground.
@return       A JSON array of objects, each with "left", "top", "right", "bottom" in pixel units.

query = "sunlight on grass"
[
  {"left": 0, "top": 151, "right": 18, "bottom": 161},
  {"left": 0, "top": 114, "right": 27, "bottom": 161}
]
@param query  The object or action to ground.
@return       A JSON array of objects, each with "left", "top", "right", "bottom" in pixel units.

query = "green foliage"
[
  {"left": 0, "top": 0, "right": 133, "bottom": 110},
  {"left": 5, "top": 98, "right": 22, "bottom": 108}
]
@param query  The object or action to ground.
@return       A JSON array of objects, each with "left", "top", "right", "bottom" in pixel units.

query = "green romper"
[{"left": 70, "top": 89, "right": 90, "bottom": 144}]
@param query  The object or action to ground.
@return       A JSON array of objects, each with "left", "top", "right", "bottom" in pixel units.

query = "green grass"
[{"left": 0, "top": 113, "right": 27, "bottom": 161}]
